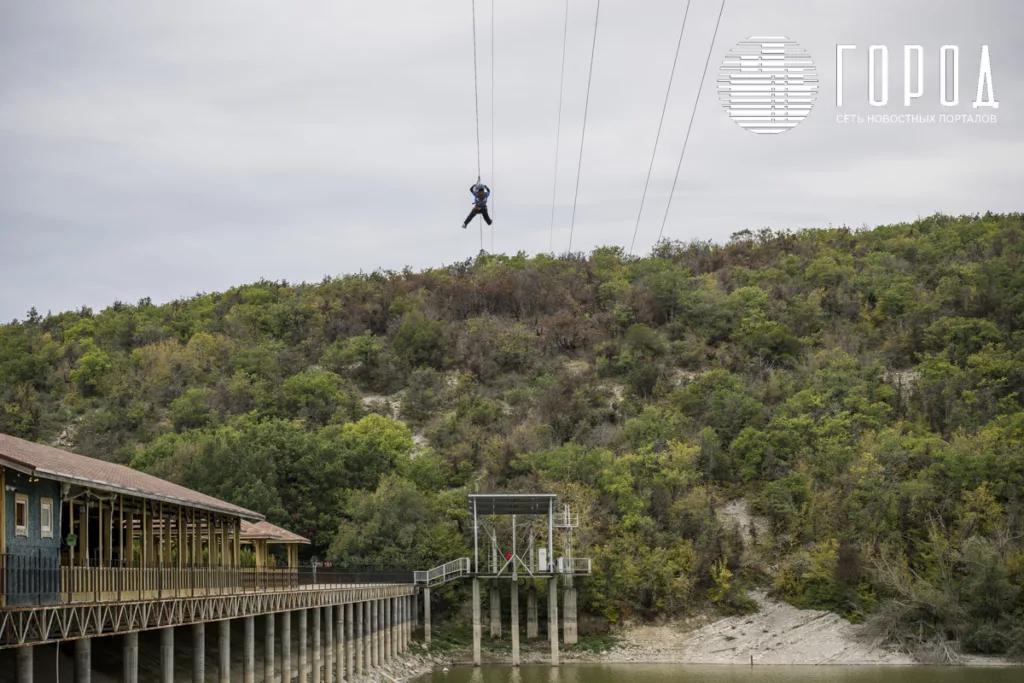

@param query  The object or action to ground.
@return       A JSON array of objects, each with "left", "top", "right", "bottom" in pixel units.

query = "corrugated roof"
[
  {"left": 240, "top": 520, "right": 310, "bottom": 544},
  {"left": 0, "top": 433, "right": 263, "bottom": 521}
]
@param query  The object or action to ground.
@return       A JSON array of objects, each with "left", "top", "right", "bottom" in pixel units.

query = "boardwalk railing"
[
  {"left": 1, "top": 554, "right": 412, "bottom": 608},
  {"left": 414, "top": 558, "right": 471, "bottom": 587},
  {"left": 558, "top": 557, "right": 592, "bottom": 574}
]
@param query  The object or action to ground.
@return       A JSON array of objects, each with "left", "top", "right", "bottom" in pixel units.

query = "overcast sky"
[{"left": 1, "top": 0, "right": 1021, "bottom": 321}]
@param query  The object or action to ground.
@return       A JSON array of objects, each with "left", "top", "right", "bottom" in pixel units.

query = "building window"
[
  {"left": 41, "top": 498, "right": 54, "bottom": 538},
  {"left": 15, "top": 494, "right": 29, "bottom": 537}
]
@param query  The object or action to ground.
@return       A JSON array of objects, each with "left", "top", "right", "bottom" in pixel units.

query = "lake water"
[{"left": 415, "top": 663, "right": 1024, "bottom": 683}]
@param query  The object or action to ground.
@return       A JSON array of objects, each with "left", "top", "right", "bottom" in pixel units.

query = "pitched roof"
[
  {"left": 0, "top": 433, "right": 262, "bottom": 521},
  {"left": 240, "top": 520, "right": 310, "bottom": 544}
]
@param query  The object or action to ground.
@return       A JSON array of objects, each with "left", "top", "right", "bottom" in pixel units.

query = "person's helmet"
[{"left": 477, "top": 183, "right": 485, "bottom": 190}]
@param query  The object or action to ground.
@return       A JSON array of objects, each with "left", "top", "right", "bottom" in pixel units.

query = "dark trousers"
[{"left": 464, "top": 206, "right": 492, "bottom": 226}]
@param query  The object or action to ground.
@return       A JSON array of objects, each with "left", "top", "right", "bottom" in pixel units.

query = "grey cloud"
[{"left": 1, "top": 0, "right": 1021, "bottom": 320}]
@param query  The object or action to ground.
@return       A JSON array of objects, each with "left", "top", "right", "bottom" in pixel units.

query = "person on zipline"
[{"left": 462, "top": 181, "right": 492, "bottom": 229}]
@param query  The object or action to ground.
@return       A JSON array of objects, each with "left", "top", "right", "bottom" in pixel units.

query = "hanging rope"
[
  {"left": 656, "top": 0, "right": 726, "bottom": 245},
  {"left": 490, "top": 0, "right": 495, "bottom": 253},
  {"left": 567, "top": 0, "right": 602, "bottom": 254},
  {"left": 471, "top": 0, "right": 482, "bottom": 181},
  {"left": 548, "top": 0, "right": 570, "bottom": 253},
  {"left": 471, "top": 0, "right": 483, "bottom": 251},
  {"left": 628, "top": 0, "right": 692, "bottom": 256}
]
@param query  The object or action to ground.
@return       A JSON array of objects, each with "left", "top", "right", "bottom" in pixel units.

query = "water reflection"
[{"left": 421, "top": 664, "right": 1024, "bottom": 683}]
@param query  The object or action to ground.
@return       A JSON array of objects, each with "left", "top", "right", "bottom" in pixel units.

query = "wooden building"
[
  {"left": 240, "top": 519, "right": 309, "bottom": 569},
  {"left": 0, "top": 432, "right": 278, "bottom": 606}
]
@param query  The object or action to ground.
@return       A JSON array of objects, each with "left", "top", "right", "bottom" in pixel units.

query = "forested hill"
[{"left": 3, "top": 212, "right": 1024, "bottom": 659}]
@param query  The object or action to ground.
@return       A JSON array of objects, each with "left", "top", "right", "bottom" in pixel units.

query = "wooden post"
[
  {"left": 178, "top": 506, "right": 184, "bottom": 571},
  {"left": 69, "top": 502, "right": 76, "bottom": 578},
  {"left": 107, "top": 499, "right": 113, "bottom": 567},
  {"left": 126, "top": 508, "right": 134, "bottom": 569},
  {"left": 159, "top": 502, "right": 165, "bottom": 567},
  {"left": 80, "top": 502, "right": 88, "bottom": 566},
  {"left": 141, "top": 501, "right": 148, "bottom": 568},
  {"left": 205, "top": 511, "right": 211, "bottom": 567},
  {"left": 119, "top": 497, "right": 124, "bottom": 568},
  {"left": 98, "top": 500, "right": 104, "bottom": 569}
]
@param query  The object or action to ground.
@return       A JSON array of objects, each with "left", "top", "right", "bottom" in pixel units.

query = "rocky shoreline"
[{"left": 411, "top": 591, "right": 1016, "bottom": 677}]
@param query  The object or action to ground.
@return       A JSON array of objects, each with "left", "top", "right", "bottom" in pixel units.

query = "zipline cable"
[
  {"left": 490, "top": 0, "right": 495, "bottom": 253},
  {"left": 656, "top": 0, "right": 726, "bottom": 246},
  {"left": 548, "top": 0, "right": 570, "bottom": 253},
  {"left": 567, "top": 0, "right": 602, "bottom": 254},
  {"left": 628, "top": 0, "right": 692, "bottom": 256},
  {"left": 471, "top": 0, "right": 483, "bottom": 251}
]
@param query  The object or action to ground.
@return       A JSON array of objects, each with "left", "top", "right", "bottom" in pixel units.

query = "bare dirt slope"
[{"left": 604, "top": 590, "right": 912, "bottom": 665}]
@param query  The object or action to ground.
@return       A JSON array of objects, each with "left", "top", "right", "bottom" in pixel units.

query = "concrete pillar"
[
  {"left": 371, "top": 600, "right": 379, "bottom": 668},
  {"left": 265, "top": 614, "right": 276, "bottom": 683},
  {"left": 392, "top": 597, "right": 399, "bottom": 658},
  {"left": 377, "top": 600, "right": 385, "bottom": 666},
  {"left": 192, "top": 624, "right": 205, "bottom": 683},
  {"left": 324, "top": 606, "right": 334, "bottom": 683},
  {"left": 298, "top": 609, "right": 308, "bottom": 683},
  {"left": 75, "top": 638, "right": 91, "bottom": 683},
  {"left": 511, "top": 581, "right": 520, "bottom": 666},
  {"left": 526, "top": 583, "right": 538, "bottom": 639},
  {"left": 244, "top": 616, "right": 255, "bottom": 683},
  {"left": 345, "top": 603, "right": 355, "bottom": 683},
  {"left": 548, "top": 578, "right": 559, "bottom": 666},
  {"left": 124, "top": 632, "right": 139, "bottom": 683},
  {"left": 405, "top": 596, "right": 411, "bottom": 648},
  {"left": 356, "top": 602, "right": 365, "bottom": 676},
  {"left": 564, "top": 575, "right": 578, "bottom": 646},
  {"left": 161, "top": 628, "right": 175, "bottom": 683},
  {"left": 472, "top": 579, "right": 481, "bottom": 667},
  {"left": 489, "top": 584, "right": 501, "bottom": 638},
  {"left": 380, "top": 598, "right": 387, "bottom": 663},
  {"left": 281, "top": 612, "right": 292, "bottom": 683},
  {"left": 367, "top": 601, "right": 374, "bottom": 669},
  {"left": 335, "top": 605, "right": 343, "bottom": 683},
  {"left": 424, "top": 587, "right": 431, "bottom": 646},
  {"left": 17, "top": 646, "right": 33, "bottom": 683},
  {"left": 312, "top": 606, "right": 321, "bottom": 683},
  {"left": 413, "top": 591, "right": 419, "bottom": 629},
  {"left": 392, "top": 597, "right": 400, "bottom": 656},
  {"left": 218, "top": 620, "right": 230, "bottom": 683},
  {"left": 397, "top": 597, "right": 403, "bottom": 653}
]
